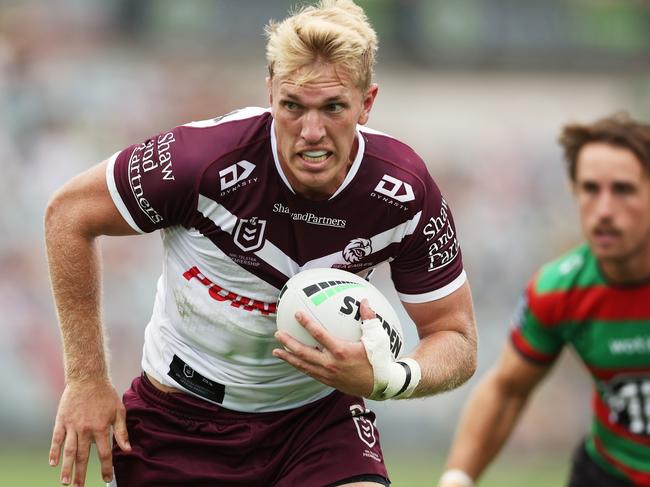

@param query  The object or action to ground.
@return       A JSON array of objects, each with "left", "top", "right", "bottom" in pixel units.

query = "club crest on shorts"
[
  {"left": 233, "top": 217, "right": 267, "bottom": 252},
  {"left": 350, "top": 404, "right": 376, "bottom": 448}
]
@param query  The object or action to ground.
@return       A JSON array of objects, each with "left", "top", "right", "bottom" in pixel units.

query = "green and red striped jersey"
[{"left": 511, "top": 243, "right": 650, "bottom": 486}]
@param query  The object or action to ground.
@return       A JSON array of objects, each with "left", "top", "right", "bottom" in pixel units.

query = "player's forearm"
[
  {"left": 443, "top": 371, "right": 528, "bottom": 481},
  {"left": 410, "top": 328, "right": 477, "bottom": 398},
  {"left": 45, "top": 197, "right": 109, "bottom": 383}
]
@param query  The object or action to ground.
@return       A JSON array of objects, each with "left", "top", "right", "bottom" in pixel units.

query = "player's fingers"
[
  {"left": 294, "top": 311, "right": 340, "bottom": 350},
  {"left": 273, "top": 345, "right": 306, "bottom": 368},
  {"left": 273, "top": 332, "right": 323, "bottom": 368},
  {"left": 73, "top": 434, "right": 92, "bottom": 487},
  {"left": 95, "top": 429, "right": 114, "bottom": 483},
  {"left": 277, "top": 323, "right": 327, "bottom": 362},
  {"left": 275, "top": 320, "right": 319, "bottom": 353},
  {"left": 273, "top": 328, "right": 297, "bottom": 351},
  {"left": 273, "top": 336, "right": 319, "bottom": 367},
  {"left": 49, "top": 419, "right": 65, "bottom": 467},
  {"left": 113, "top": 404, "right": 131, "bottom": 452},
  {"left": 59, "top": 429, "right": 77, "bottom": 485},
  {"left": 273, "top": 345, "right": 324, "bottom": 382},
  {"left": 359, "top": 298, "right": 376, "bottom": 321}
]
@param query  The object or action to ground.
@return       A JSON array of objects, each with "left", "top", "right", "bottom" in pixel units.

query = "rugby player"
[
  {"left": 438, "top": 113, "right": 650, "bottom": 487},
  {"left": 45, "top": 1, "right": 477, "bottom": 486}
]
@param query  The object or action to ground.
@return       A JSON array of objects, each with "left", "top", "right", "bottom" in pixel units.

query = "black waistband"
[{"left": 167, "top": 354, "right": 226, "bottom": 404}]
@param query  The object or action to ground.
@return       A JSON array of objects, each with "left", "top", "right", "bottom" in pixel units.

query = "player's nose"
[
  {"left": 594, "top": 191, "right": 615, "bottom": 219},
  {"left": 300, "top": 110, "right": 326, "bottom": 143}
]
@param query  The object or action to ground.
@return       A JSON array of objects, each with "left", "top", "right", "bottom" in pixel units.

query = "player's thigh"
[{"left": 277, "top": 396, "right": 389, "bottom": 486}]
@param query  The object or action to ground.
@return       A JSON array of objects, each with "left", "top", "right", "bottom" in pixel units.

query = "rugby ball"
[{"left": 276, "top": 268, "right": 404, "bottom": 359}]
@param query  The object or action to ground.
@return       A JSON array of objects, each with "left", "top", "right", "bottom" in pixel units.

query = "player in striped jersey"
[
  {"left": 44, "top": 1, "right": 477, "bottom": 487},
  {"left": 437, "top": 113, "right": 650, "bottom": 487}
]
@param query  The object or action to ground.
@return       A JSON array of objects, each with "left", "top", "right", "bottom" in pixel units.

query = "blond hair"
[{"left": 265, "top": 0, "right": 378, "bottom": 90}]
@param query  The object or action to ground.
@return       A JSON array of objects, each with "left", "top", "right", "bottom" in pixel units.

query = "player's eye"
[
  {"left": 580, "top": 182, "right": 600, "bottom": 195},
  {"left": 282, "top": 101, "right": 301, "bottom": 111},
  {"left": 612, "top": 182, "right": 636, "bottom": 196},
  {"left": 325, "top": 103, "right": 344, "bottom": 113}
]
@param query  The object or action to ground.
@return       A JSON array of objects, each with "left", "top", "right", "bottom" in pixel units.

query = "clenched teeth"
[{"left": 301, "top": 150, "right": 330, "bottom": 162}]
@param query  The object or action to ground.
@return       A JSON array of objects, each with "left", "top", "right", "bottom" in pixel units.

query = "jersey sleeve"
[
  {"left": 390, "top": 172, "right": 465, "bottom": 303},
  {"left": 105, "top": 127, "right": 201, "bottom": 233},
  {"left": 510, "top": 275, "right": 564, "bottom": 364}
]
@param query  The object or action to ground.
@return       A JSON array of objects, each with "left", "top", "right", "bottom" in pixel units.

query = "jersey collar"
[{"left": 270, "top": 119, "right": 365, "bottom": 200}]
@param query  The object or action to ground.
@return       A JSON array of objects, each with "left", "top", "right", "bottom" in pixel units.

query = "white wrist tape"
[
  {"left": 360, "top": 317, "right": 421, "bottom": 400},
  {"left": 439, "top": 469, "right": 474, "bottom": 487}
]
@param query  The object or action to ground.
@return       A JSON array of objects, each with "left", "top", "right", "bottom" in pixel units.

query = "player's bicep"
[
  {"left": 401, "top": 280, "right": 476, "bottom": 340},
  {"left": 46, "top": 160, "right": 138, "bottom": 238}
]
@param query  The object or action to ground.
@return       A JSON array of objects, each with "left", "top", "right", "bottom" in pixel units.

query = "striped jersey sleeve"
[{"left": 510, "top": 274, "right": 565, "bottom": 364}]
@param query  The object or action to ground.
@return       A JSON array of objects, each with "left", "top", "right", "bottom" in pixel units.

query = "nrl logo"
[
  {"left": 343, "top": 238, "right": 372, "bottom": 263},
  {"left": 183, "top": 364, "right": 195, "bottom": 378},
  {"left": 350, "top": 404, "right": 377, "bottom": 448},
  {"left": 233, "top": 217, "right": 267, "bottom": 252}
]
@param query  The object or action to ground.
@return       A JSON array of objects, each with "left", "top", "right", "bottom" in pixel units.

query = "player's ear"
[
  {"left": 266, "top": 77, "right": 273, "bottom": 105},
  {"left": 569, "top": 179, "right": 577, "bottom": 197},
  {"left": 358, "top": 84, "right": 378, "bottom": 126}
]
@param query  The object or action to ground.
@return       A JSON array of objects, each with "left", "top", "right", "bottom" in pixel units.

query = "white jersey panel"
[{"left": 141, "top": 226, "right": 333, "bottom": 412}]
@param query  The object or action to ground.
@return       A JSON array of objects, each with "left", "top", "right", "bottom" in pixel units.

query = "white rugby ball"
[{"left": 276, "top": 268, "right": 404, "bottom": 359}]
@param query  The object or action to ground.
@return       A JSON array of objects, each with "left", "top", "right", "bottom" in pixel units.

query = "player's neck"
[{"left": 599, "top": 248, "right": 650, "bottom": 285}]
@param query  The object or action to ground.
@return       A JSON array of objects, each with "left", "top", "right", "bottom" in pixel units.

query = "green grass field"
[
  {"left": 0, "top": 447, "right": 568, "bottom": 486},
  {"left": 386, "top": 451, "right": 569, "bottom": 487}
]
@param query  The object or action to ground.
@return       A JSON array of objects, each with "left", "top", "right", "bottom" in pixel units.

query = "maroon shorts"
[{"left": 112, "top": 374, "right": 389, "bottom": 486}]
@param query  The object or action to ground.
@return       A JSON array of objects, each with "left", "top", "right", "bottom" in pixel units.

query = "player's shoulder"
[
  {"left": 360, "top": 125, "right": 430, "bottom": 180},
  {"left": 532, "top": 243, "right": 600, "bottom": 295},
  {"left": 156, "top": 107, "right": 271, "bottom": 175},
  {"left": 182, "top": 106, "right": 271, "bottom": 131},
  {"left": 359, "top": 124, "right": 436, "bottom": 208},
  {"left": 178, "top": 107, "right": 271, "bottom": 148}
]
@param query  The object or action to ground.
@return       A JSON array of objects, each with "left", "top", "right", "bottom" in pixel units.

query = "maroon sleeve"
[
  {"left": 390, "top": 171, "right": 464, "bottom": 301},
  {"left": 108, "top": 126, "right": 204, "bottom": 233}
]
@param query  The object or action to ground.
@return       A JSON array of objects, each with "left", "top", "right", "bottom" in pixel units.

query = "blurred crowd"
[{"left": 1, "top": 0, "right": 649, "bottom": 460}]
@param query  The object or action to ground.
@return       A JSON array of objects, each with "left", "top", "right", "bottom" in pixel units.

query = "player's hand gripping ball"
[{"left": 276, "top": 268, "right": 404, "bottom": 359}]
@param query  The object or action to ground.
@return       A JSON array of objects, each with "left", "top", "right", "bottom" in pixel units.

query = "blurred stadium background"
[{"left": 1, "top": 0, "right": 649, "bottom": 485}]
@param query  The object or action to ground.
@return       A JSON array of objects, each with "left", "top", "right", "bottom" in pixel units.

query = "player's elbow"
[
  {"left": 447, "top": 329, "right": 478, "bottom": 390},
  {"left": 44, "top": 184, "right": 83, "bottom": 240},
  {"left": 44, "top": 187, "right": 65, "bottom": 232},
  {"left": 459, "top": 337, "right": 478, "bottom": 386},
  {"left": 489, "top": 366, "right": 535, "bottom": 401},
  {"left": 461, "top": 322, "right": 478, "bottom": 378},
  {"left": 45, "top": 184, "right": 69, "bottom": 223}
]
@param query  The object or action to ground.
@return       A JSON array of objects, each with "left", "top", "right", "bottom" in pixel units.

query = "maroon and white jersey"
[{"left": 106, "top": 107, "right": 465, "bottom": 412}]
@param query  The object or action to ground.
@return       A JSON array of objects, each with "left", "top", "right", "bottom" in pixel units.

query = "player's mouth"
[
  {"left": 592, "top": 227, "right": 622, "bottom": 246},
  {"left": 299, "top": 150, "right": 332, "bottom": 166}
]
